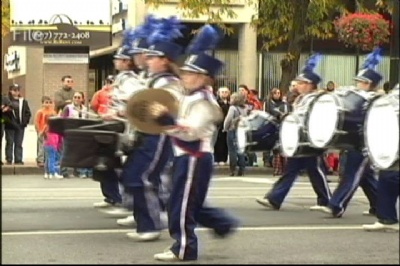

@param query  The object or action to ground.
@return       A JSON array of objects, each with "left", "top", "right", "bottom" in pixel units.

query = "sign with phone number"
[{"left": 11, "top": 27, "right": 111, "bottom": 48}]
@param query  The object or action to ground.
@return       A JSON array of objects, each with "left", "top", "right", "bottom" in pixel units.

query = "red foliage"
[{"left": 334, "top": 13, "right": 390, "bottom": 51}]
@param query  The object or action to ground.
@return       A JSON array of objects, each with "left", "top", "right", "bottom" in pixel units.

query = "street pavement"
[{"left": 2, "top": 174, "right": 399, "bottom": 264}]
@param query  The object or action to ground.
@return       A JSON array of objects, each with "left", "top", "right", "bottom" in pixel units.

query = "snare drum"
[
  {"left": 306, "top": 86, "right": 376, "bottom": 150},
  {"left": 48, "top": 117, "right": 103, "bottom": 135},
  {"left": 280, "top": 113, "right": 324, "bottom": 157},
  {"left": 236, "top": 110, "right": 279, "bottom": 153},
  {"left": 364, "top": 89, "right": 399, "bottom": 170},
  {"left": 61, "top": 121, "right": 127, "bottom": 171},
  {"left": 61, "top": 128, "right": 123, "bottom": 170}
]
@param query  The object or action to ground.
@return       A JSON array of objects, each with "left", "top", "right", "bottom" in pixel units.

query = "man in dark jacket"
[
  {"left": 3, "top": 84, "right": 32, "bottom": 164},
  {"left": 1, "top": 95, "right": 12, "bottom": 165}
]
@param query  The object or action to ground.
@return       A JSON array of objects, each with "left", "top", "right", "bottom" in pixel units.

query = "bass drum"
[
  {"left": 236, "top": 110, "right": 279, "bottom": 153},
  {"left": 279, "top": 113, "right": 324, "bottom": 157},
  {"left": 364, "top": 89, "right": 399, "bottom": 170},
  {"left": 305, "top": 87, "right": 376, "bottom": 150}
]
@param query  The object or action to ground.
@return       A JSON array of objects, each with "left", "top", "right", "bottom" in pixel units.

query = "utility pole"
[{"left": 389, "top": 0, "right": 400, "bottom": 89}]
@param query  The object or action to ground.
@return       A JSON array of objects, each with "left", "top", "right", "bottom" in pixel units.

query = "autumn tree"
[{"left": 2, "top": 0, "right": 10, "bottom": 37}]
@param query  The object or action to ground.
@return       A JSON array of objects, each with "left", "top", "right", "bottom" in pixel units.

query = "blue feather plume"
[
  {"left": 147, "top": 16, "right": 185, "bottom": 45},
  {"left": 302, "top": 53, "right": 322, "bottom": 72},
  {"left": 121, "top": 27, "right": 136, "bottom": 49},
  {"left": 121, "top": 15, "right": 161, "bottom": 49},
  {"left": 186, "top": 24, "right": 224, "bottom": 54},
  {"left": 361, "top": 47, "right": 383, "bottom": 70}
]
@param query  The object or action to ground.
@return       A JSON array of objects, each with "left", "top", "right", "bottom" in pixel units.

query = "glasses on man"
[
  {"left": 66, "top": 80, "right": 74, "bottom": 83},
  {"left": 44, "top": 101, "right": 52, "bottom": 104},
  {"left": 73, "top": 96, "right": 82, "bottom": 99}
]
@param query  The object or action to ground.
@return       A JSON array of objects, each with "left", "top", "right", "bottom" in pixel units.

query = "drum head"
[
  {"left": 236, "top": 118, "right": 249, "bottom": 154},
  {"left": 365, "top": 97, "right": 399, "bottom": 169},
  {"left": 280, "top": 115, "right": 300, "bottom": 157},
  {"left": 307, "top": 94, "right": 339, "bottom": 148}
]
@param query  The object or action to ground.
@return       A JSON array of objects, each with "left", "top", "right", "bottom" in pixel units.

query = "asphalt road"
[{"left": 2, "top": 174, "right": 399, "bottom": 264}]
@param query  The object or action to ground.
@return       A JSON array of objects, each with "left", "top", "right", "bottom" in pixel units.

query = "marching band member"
[
  {"left": 92, "top": 46, "right": 140, "bottom": 215},
  {"left": 115, "top": 15, "right": 161, "bottom": 227},
  {"left": 317, "top": 49, "right": 382, "bottom": 218},
  {"left": 121, "top": 16, "right": 184, "bottom": 242},
  {"left": 363, "top": 83, "right": 399, "bottom": 232},
  {"left": 255, "top": 54, "right": 332, "bottom": 211},
  {"left": 148, "top": 25, "right": 239, "bottom": 262},
  {"left": 94, "top": 16, "right": 159, "bottom": 214}
]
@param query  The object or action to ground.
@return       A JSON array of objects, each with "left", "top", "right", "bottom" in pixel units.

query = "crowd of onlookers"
[{"left": 1, "top": 75, "right": 392, "bottom": 180}]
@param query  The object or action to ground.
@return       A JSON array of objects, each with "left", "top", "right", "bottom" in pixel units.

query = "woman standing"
[
  {"left": 265, "top": 88, "right": 289, "bottom": 175},
  {"left": 3, "top": 84, "right": 31, "bottom": 165},
  {"left": 223, "top": 92, "right": 247, "bottom": 176},
  {"left": 61, "top": 91, "right": 92, "bottom": 178},
  {"left": 214, "top": 87, "right": 230, "bottom": 165}
]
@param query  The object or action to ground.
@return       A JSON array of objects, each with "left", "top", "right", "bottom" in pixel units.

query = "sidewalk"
[
  {"left": 1, "top": 125, "right": 276, "bottom": 176},
  {"left": 1, "top": 125, "right": 340, "bottom": 182}
]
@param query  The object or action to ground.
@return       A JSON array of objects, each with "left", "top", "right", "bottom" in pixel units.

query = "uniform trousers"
[
  {"left": 168, "top": 153, "right": 238, "bottom": 260},
  {"left": 121, "top": 133, "right": 172, "bottom": 233},
  {"left": 264, "top": 155, "right": 331, "bottom": 208},
  {"left": 328, "top": 150, "right": 377, "bottom": 217},
  {"left": 376, "top": 170, "right": 399, "bottom": 224}
]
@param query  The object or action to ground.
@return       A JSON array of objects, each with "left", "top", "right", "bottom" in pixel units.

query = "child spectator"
[
  {"left": 43, "top": 114, "right": 63, "bottom": 179},
  {"left": 34, "top": 96, "right": 57, "bottom": 167}
]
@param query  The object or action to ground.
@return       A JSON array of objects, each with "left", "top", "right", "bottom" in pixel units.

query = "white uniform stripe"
[
  {"left": 178, "top": 156, "right": 197, "bottom": 259},
  {"left": 317, "top": 157, "right": 331, "bottom": 199},
  {"left": 141, "top": 135, "right": 167, "bottom": 225}
]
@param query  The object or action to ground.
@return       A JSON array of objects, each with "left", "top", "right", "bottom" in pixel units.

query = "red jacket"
[{"left": 91, "top": 85, "right": 113, "bottom": 115}]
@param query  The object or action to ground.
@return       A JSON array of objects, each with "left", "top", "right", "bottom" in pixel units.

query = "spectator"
[
  {"left": 264, "top": 88, "right": 289, "bottom": 174},
  {"left": 326, "top": 81, "right": 335, "bottom": 92},
  {"left": 3, "top": 84, "right": 32, "bottom": 165},
  {"left": 285, "top": 81, "right": 299, "bottom": 112},
  {"left": 54, "top": 75, "right": 75, "bottom": 114},
  {"left": 91, "top": 75, "right": 114, "bottom": 115},
  {"left": 42, "top": 113, "right": 63, "bottom": 179},
  {"left": 61, "top": 91, "right": 92, "bottom": 178},
  {"left": 223, "top": 92, "right": 247, "bottom": 176},
  {"left": 238, "top": 84, "right": 261, "bottom": 166},
  {"left": 265, "top": 88, "right": 289, "bottom": 120},
  {"left": 238, "top": 84, "right": 262, "bottom": 112},
  {"left": 1, "top": 95, "right": 12, "bottom": 165},
  {"left": 383, "top": 81, "right": 390, "bottom": 94},
  {"left": 214, "top": 86, "right": 230, "bottom": 165},
  {"left": 34, "top": 96, "right": 57, "bottom": 167}
]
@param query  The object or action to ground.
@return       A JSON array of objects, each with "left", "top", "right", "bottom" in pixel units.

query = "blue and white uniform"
[
  {"left": 260, "top": 92, "right": 331, "bottom": 209},
  {"left": 109, "top": 70, "right": 145, "bottom": 116},
  {"left": 257, "top": 54, "right": 332, "bottom": 210},
  {"left": 120, "top": 72, "right": 180, "bottom": 233},
  {"left": 326, "top": 87, "right": 378, "bottom": 217},
  {"left": 323, "top": 49, "right": 383, "bottom": 218},
  {"left": 158, "top": 87, "right": 238, "bottom": 260}
]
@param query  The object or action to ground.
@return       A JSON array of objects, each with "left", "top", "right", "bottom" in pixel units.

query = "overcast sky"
[{"left": 11, "top": 0, "right": 111, "bottom": 24}]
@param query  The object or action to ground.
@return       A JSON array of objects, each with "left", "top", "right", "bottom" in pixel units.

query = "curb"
[{"left": 2, "top": 165, "right": 275, "bottom": 176}]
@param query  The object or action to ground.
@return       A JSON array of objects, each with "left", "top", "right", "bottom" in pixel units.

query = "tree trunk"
[{"left": 278, "top": 0, "right": 309, "bottom": 94}]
